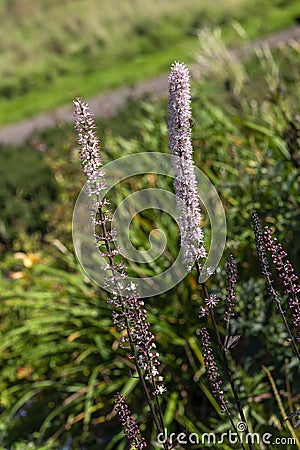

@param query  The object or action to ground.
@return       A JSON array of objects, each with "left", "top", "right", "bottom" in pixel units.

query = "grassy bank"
[{"left": 0, "top": 0, "right": 299, "bottom": 125}]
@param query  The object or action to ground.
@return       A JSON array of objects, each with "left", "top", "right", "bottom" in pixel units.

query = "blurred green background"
[
  {"left": 0, "top": 0, "right": 300, "bottom": 449},
  {"left": 0, "top": 0, "right": 299, "bottom": 124}
]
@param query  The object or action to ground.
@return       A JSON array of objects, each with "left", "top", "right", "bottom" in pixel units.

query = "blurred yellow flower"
[{"left": 14, "top": 252, "right": 41, "bottom": 268}]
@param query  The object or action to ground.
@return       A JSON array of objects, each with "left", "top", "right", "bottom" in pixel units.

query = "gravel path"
[{"left": 0, "top": 25, "right": 299, "bottom": 146}]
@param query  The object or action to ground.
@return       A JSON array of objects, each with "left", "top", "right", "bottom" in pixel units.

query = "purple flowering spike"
[
  {"left": 168, "top": 62, "right": 206, "bottom": 271},
  {"left": 224, "top": 255, "right": 237, "bottom": 322},
  {"left": 264, "top": 226, "right": 300, "bottom": 341},
  {"left": 74, "top": 97, "right": 125, "bottom": 286},
  {"left": 114, "top": 393, "right": 147, "bottom": 449},
  {"left": 74, "top": 98, "right": 165, "bottom": 394},
  {"left": 74, "top": 98, "right": 106, "bottom": 197},
  {"left": 252, "top": 212, "right": 300, "bottom": 359},
  {"left": 251, "top": 211, "right": 280, "bottom": 303},
  {"left": 199, "top": 327, "right": 228, "bottom": 413}
]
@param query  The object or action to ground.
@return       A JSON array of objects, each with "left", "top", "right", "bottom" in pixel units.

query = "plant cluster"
[
  {"left": 69, "top": 62, "right": 300, "bottom": 449},
  {"left": 0, "top": 34, "right": 299, "bottom": 449}
]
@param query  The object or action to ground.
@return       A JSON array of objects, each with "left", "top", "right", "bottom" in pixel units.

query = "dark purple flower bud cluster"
[
  {"left": 199, "top": 327, "right": 228, "bottom": 413},
  {"left": 168, "top": 62, "right": 206, "bottom": 271},
  {"left": 114, "top": 393, "right": 147, "bottom": 449},
  {"left": 224, "top": 255, "right": 237, "bottom": 322},
  {"left": 264, "top": 226, "right": 300, "bottom": 341},
  {"left": 252, "top": 212, "right": 300, "bottom": 356},
  {"left": 251, "top": 211, "right": 280, "bottom": 303}
]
